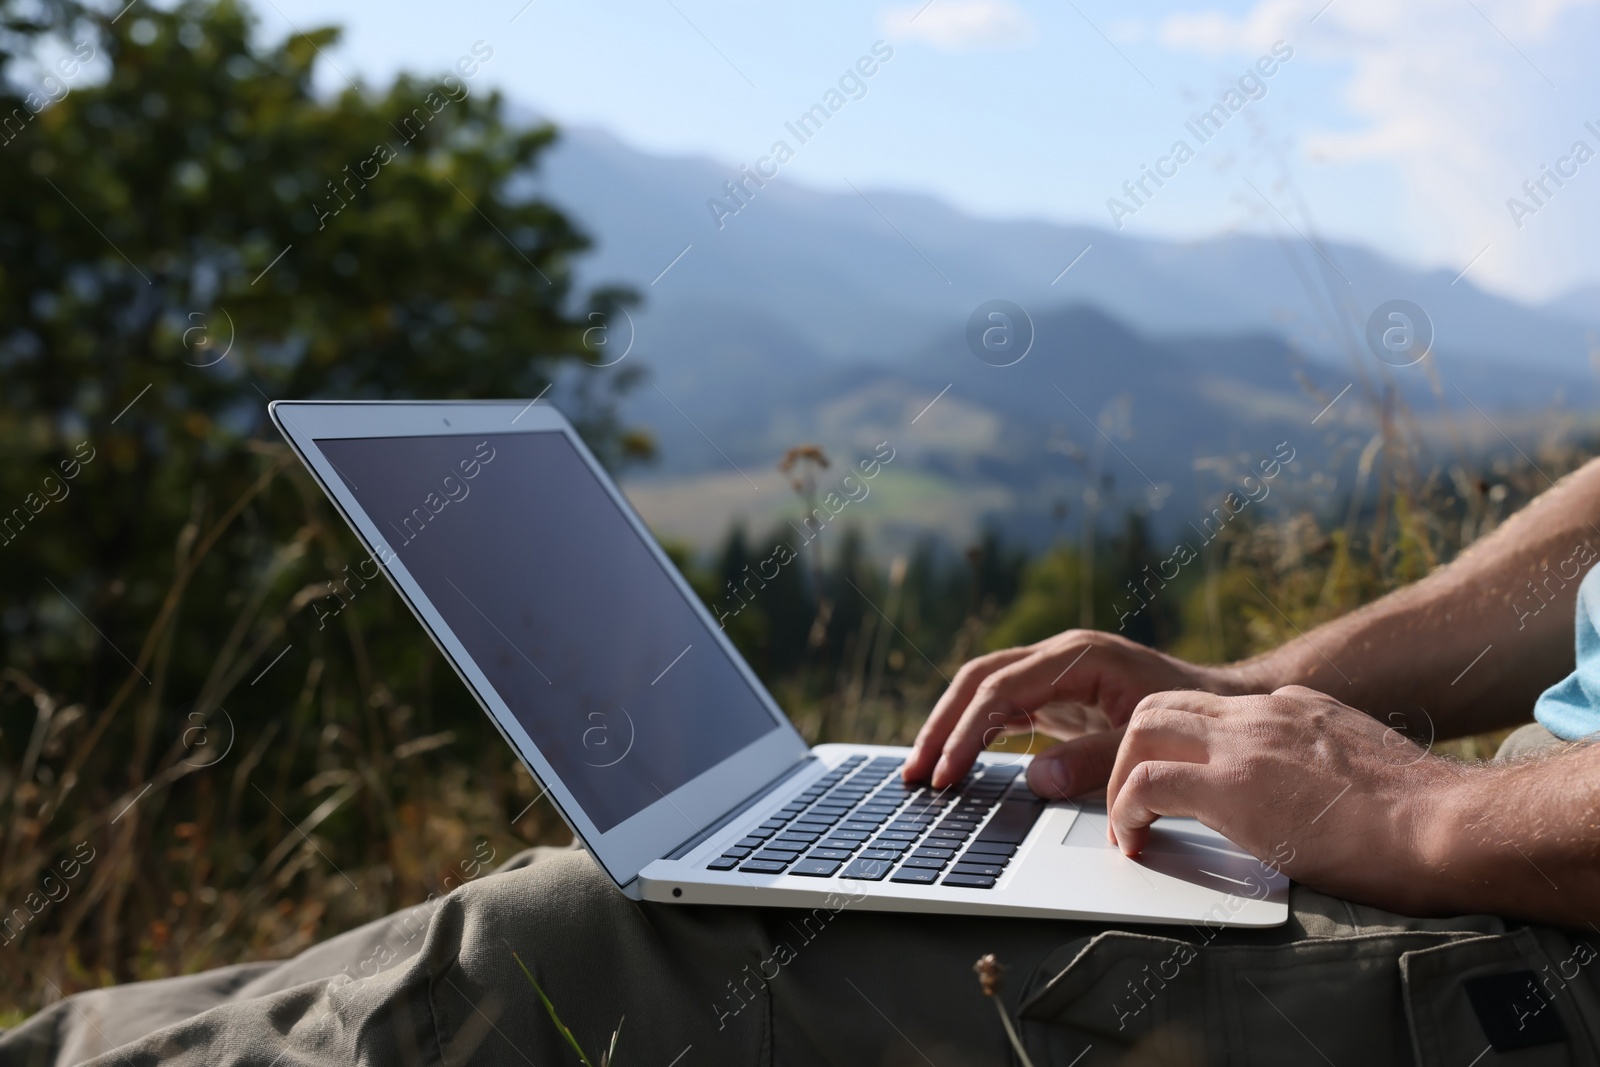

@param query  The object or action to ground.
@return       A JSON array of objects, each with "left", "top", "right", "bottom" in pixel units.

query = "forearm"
[
  {"left": 1225, "top": 458, "right": 1600, "bottom": 736},
  {"left": 1413, "top": 743, "right": 1600, "bottom": 926}
]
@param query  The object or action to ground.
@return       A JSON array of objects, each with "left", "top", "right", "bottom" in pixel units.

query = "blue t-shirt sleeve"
[{"left": 1533, "top": 563, "right": 1600, "bottom": 742}]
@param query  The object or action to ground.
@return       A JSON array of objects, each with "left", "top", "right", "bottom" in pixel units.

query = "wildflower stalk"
[{"left": 974, "top": 953, "right": 1036, "bottom": 1067}]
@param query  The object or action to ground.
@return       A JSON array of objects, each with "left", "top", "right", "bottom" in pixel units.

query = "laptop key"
[
  {"left": 775, "top": 829, "right": 822, "bottom": 842},
  {"left": 740, "top": 860, "right": 791, "bottom": 874},
  {"left": 910, "top": 847, "right": 956, "bottom": 860},
  {"left": 840, "top": 825, "right": 884, "bottom": 838},
  {"left": 900, "top": 855, "right": 948, "bottom": 870},
  {"left": 889, "top": 867, "right": 939, "bottom": 885},
  {"left": 959, "top": 851, "right": 1008, "bottom": 868},
  {"left": 773, "top": 841, "right": 820, "bottom": 854},
  {"left": 858, "top": 848, "right": 900, "bottom": 862},
  {"left": 809, "top": 848, "right": 853, "bottom": 861},
  {"left": 841, "top": 858, "right": 893, "bottom": 881},
  {"left": 975, "top": 798, "right": 1045, "bottom": 844},
  {"left": 877, "top": 830, "right": 920, "bottom": 841},
  {"left": 789, "top": 858, "right": 842, "bottom": 877},
  {"left": 759, "top": 820, "right": 789, "bottom": 831},
  {"left": 867, "top": 838, "right": 911, "bottom": 853},
  {"left": 951, "top": 861, "right": 1005, "bottom": 878},
  {"left": 743, "top": 828, "right": 774, "bottom": 841},
  {"left": 754, "top": 849, "right": 803, "bottom": 862},
  {"left": 964, "top": 841, "right": 1017, "bottom": 858},
  {"left": 928, "top": 828, "right": 971, "bottom": 842},
  {"left": 722, "top": 845, "right": 754, "bottom": 859},
  {"left": 706, "top": 857, "right": 739, "bottom": 871},
  {"left": 942, "top": 872, "right": 997, "bottom": 889},
  {"left": 828, "top": 829, "right": 872, "bottom": 842}
]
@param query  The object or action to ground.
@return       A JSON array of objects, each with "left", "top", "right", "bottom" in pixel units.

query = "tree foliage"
[{"left": 0, "top": 0, "right": 643, "bottom": 1002}]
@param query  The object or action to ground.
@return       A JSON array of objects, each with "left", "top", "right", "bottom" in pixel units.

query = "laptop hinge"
[{"left": 664, "top": 755, "right": 819, "bottom": 861}]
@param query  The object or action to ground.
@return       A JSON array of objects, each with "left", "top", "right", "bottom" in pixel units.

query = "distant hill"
[
  {"left": 521, "top": 121, "right": 1600, "bottom": 551},
  {"left": 534, "top": 125, "right": 1599, "bottom": 372}
]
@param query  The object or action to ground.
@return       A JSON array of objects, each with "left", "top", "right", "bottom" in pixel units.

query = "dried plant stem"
[{"left": 993, "top": 999, "right": 1036, "bottom": 1067}]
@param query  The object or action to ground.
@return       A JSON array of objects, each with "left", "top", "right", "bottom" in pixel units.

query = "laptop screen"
[{"left": 315, "top": 430, "right": 781, "bottom": 833}]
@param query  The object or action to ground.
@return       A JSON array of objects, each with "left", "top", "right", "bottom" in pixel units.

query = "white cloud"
[
  {"left": 1107, "top": 18, "right": 1147, "bottom": 45},
  {"left": 1157, "top": 0, "right": 1600, "bottom": 300},
  {"left": 878, "top": 0, "right": 1039, "bottom": 53}
]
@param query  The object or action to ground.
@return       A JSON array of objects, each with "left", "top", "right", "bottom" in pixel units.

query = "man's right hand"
[{"left": 902, "top": 631, "right": 1255, "bottom": 797}]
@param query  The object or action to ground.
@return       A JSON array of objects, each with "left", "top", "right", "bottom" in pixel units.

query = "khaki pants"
[
  {"left": 3, "top": 845, "right": 1598, "bottom": 1067},
  {"left": 5, "top": 725, "right": 1598, "bottom": 1066}
]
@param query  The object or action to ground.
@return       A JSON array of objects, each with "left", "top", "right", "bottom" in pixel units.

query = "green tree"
[{"left": 0, "top": 0, "right": 644, "bottom": 1005}]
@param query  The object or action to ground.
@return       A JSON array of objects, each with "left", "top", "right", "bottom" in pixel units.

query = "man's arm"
[
  {"left": 1230, "top": 456, "right": 1600, "bottom": 738},
  {"left": 908, "top": 456, "right": 1600, "bottom": 793},
  {"left": 1105, "top": 686, "right": 1600, "bottom": 927}
]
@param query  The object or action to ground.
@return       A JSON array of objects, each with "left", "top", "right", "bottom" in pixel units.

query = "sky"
[{"left": 255, "top": 0, "right": 1600, "bottom": 305}]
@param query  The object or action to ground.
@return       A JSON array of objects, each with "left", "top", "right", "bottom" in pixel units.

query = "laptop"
[{"left": 270, "top": 399, "right": 1287, "bottom": 927}]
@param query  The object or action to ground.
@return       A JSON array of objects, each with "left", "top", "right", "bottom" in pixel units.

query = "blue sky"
[{"left": 260, "top": 0, "right": 1600, "bottom": 303}]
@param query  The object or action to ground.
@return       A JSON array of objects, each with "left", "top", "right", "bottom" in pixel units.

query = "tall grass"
[
  {"left": 1, "top": 419, "right": 1593, "bottom": 1020},
  {"left": 0, "top": 448, "right": 564, "bottom": 1016}
]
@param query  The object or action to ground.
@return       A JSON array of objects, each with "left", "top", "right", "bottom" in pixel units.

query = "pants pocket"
[
  {"left": 1401, "top": 929, "right": 1600, "bottom": 1067},
  {"left": 1016, "top": 930, "right": 1207, "bottom": 1066},
  {"left": 1016, "top": 927, "right": 1531, "bottom": 1067}
]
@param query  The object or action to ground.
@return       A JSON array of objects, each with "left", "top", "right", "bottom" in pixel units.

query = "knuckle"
[
  {"left": 974, "top": 673, "right": 1010, "bottom": 700},
  {"left": 1132, "top": 691, "right": 1165, "bottom": 717},
  {"left": 1127, "top": 704, "right": 1161, "bottom": 733},
  {"left": 1126, "top": 760, "right": 1157, "bottom": 790},
  {"left": 958, "top": 653, "right": 1006, "bottom": 682}
]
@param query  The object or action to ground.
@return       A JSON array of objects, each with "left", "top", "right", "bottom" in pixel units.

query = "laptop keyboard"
[{"left": 703, "top": 755, "right": 1045, "bottom": 890}]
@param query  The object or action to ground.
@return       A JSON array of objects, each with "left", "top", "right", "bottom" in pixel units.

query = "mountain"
[
  {"left": 1546, "top": 285, "right": 1600, "bottom": 329},
  {"left": 520, "top": 122, "right": 1600, "bottom": 550},
  {"left": 534, "top": 125, "right": 1599, "bottom": 373}
]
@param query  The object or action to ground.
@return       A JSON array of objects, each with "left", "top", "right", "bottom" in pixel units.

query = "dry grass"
[{"left": 1, "top": 421, "right": 1592, "bottom": 1022}]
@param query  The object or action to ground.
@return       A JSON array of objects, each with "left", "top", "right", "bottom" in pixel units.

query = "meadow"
[{"left": 0, "top": 410, "right": 1583, "bottom": 1018}]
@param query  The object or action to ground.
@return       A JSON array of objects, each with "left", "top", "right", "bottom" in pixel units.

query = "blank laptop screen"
[{"left": 315, "top": 430, "right": 780, "bottom": 833}]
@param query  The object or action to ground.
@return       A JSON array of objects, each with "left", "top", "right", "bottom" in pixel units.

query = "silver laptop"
[{"left": 271, "top": 399, "right": 1287, "bottom": 927}]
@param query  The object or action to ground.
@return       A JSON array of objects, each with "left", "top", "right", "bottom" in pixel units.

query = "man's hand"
[
  {"left": 904, "top": 630, "right": 1256, "bottom": 793},
  {"left": 1105, "top": 685, "right": 1461, "bottom": 913}
]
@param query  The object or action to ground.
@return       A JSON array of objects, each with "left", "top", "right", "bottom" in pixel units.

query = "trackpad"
[
  {"left": 1061, "top": 797, "right": 1114, "bottom": 848},
  {"left": 1060, "top": 799, "right": 1254, "bottom": 860}
]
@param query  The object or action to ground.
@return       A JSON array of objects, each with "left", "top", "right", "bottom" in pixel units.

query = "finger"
[
  {"left": 1104, "top": 709, "right": 1218, "bottom": 836},
  {"left": 930, "top": 641, "right": 1103, "bottom": 788},
  {"left": 1025, "top": 727, "right": 1126, "bottom": 799},
  {"left": 1127, "top": 688, "right": 1231, "bottom": 721},
  {"left": 1109, "top": 759, "right": 1221, "bottom": 856},
  {"left": 904, "top": 647, "right": 1034, "bottom": 782}
]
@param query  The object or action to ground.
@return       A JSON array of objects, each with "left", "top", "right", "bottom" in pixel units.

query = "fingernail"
[{"left": 1029, "top": 756, "right": 1071, "bottom": 797}]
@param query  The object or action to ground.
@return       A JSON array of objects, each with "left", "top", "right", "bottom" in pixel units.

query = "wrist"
[
  {"left": 1215, "top": 652, "right": 1292, "bottom": 696},
  {"left": 1406, "top": 761, "right": 1501, "bottom": 915},
  {"left": 1222, "top": 639, "right": 1360, "bottom": 701}
]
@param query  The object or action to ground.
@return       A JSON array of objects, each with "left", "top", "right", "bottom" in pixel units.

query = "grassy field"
[{"left": 0, "top": 429, "right": 1585, "bottom": 1019}]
